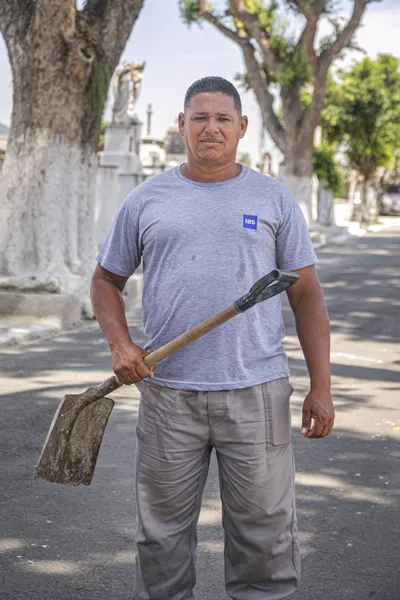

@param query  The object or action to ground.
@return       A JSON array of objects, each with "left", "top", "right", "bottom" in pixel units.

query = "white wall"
[{"left": 94, "top": 165, "right": 118, "bottom": 248}]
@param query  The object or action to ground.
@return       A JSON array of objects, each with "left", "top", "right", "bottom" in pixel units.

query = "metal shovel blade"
[{"left": 35, "top": 379, "right": 118, "bottom": 486}]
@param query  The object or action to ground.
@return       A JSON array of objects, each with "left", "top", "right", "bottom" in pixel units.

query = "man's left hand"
[{"left": 301, "top": 390, "right": 335, "bottom": 438}]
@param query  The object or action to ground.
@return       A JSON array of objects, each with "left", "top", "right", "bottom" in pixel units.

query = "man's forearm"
[
  {"left": 292, "top": 285, "right": 331, "bottom": 391},
  {"left": 91, "top": 277, "right": 132, "bottom": 350}
]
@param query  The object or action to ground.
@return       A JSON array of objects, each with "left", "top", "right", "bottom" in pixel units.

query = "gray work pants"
[{"left": 133, "top": 378, "right": 300, "bottom": 600}]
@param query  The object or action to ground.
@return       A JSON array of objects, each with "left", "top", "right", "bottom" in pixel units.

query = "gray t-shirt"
[{"left": 97, "top": 165, "right": 317, "bottom": 390}]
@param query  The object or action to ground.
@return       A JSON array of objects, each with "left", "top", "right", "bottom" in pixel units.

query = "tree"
[
  {"left": 321, "top": 54, "right": 400, "bottom": 222},
  {"left": 0, "top": 0, "right": 144, "bottom": 312},
  {"left": 180, "top": 0, "right": 377, "bottom": 222},
  {"left": 312, "top": 146, "right": 342, "bottom": 195},
  {"left": 238, "top": 151, "right": 252, "bottom": 167}
]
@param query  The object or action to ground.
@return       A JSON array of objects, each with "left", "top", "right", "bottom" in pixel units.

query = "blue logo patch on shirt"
[{"left": 243, "top": 214, "right": 258, "bottom": 230}]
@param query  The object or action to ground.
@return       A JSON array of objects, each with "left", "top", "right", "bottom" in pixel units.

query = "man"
[{"left": 91, "top": 76, "right": 334, "bottom": 600}]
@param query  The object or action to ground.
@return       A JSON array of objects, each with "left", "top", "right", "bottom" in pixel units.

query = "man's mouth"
[{"left": 200, "top": 139, "right": 222, "bottom": 144}]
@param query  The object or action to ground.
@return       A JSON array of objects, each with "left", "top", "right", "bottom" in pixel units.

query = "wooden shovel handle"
[
  {"left": 144, "top": 303, "right": 238, "bottom": 366},
  {"left": 95, "top": 303, "right": 239, "bottom": 398}
]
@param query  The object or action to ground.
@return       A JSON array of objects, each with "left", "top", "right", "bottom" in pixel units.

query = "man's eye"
[
  {"left": 218, "top": 118, "right": 229, "bottom": 122},
  {"left": 195, "top": 117, "right": 206, "bottom": 121}
]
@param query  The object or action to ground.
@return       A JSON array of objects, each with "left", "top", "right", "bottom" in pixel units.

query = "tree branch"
[
  {"left": 291, "top": 0, "right": 325, "bottom": 21},
  {"left": 227, "top": 0, "right": 284, "bottom": 76},
  {"left": 241, "top": 41, "right": 286, "bottom": 153},
  {"left": 300, "top": 81, "right": 328, "bottom": 141},
  {"left": 194, "top": 2, "right": 286, "bottom": 152},
  {"left": 301, "top": 0, "right": 369, "bottom": 141},
  {"left": 293, "top": 0, "right": 325, "bottom": 76},
  {"left": 197, "top": 3, "right": 248, "bottom": 46},
  {"left": 81, "top": 0, "right": 144, "bottom": 67},
  {"left": 319, "top": 0, "right": 368, "bottom": 70}
]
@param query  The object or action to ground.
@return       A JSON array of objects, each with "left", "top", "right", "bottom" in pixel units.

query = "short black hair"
[{"left": 184, "top": 76, "right": 242, "bottom": 114}]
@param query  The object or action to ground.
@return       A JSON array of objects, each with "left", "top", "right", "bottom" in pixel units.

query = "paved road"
[{"left": 1, "top": 218, "right": 399, "bottom": 600}]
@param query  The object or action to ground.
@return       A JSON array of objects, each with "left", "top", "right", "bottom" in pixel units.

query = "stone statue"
[{"left": 112, "top": 61, "right": 146, "bottom": 124}]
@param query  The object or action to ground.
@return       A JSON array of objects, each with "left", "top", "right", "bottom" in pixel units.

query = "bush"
[{"left": 312, "top": 147, "right": 343, "bottom": 195}]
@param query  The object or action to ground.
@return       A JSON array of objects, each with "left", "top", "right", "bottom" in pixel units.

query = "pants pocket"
[
  {"left": 261, "top": 377, "right": 293, "bottom": 446},
  {"left": 136, "top": 381, "right": 161, "bottom": 442}
]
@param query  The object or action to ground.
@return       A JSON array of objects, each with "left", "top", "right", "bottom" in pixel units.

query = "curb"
[
  {"left": 0, "top": 300, "right": 143, "bottom": 350},
  {"left": 0, "top": 319, "right": 60, "bottom": 348},
  {"left": 313, "top": 231, "right": 352, "bottom": 250}
]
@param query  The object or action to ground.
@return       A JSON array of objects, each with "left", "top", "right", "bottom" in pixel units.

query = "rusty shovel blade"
[{"left": 35, "top": 377, "right": 121, "bottom": 486}]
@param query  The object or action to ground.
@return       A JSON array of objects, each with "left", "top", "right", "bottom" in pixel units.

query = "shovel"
[{"left": 35, "top": 269, "right": 299, "bottom": 486}]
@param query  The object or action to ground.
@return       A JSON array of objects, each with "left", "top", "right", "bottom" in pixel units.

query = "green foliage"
[
  {"left": 318, "top": 15, "right": 364, "bottom": 58},
  {"left": 281, "top": 47, "right": 310, "bottom": 88},
  {"left": 243, "top": 0, "right": 277, "bottom": 30},
  {"left": 100, "top": 121, "right": 111, "bottom": 135},
  {"left": 321, "top": 54, "right": 400, "bottom": 181},
  {"left": 90, "top": 56, "right": 111, "bottom": 120},
  {"left": 312, "top": 146, "right": 342, "bottom": 194},
  {"left": 246, "top": 1, "right": 311, "bottom": 87},
  {"left": 234, "top": 71, "right": 252, "bottom": 92},
  {"left": 98, "top": 121, "right": 111, "bottom": 148},
  {"left": 179, "top": 0, "right": 201, "bottom": 25},
  {"left": 319, "top": 75, "right": 343, "bottom": 143},
  {"left": 180, "top": 1, "right": 312, "bottom": 98},
  {"left": 238, "top": 152, "right": 252, "bottom": 167},
  {"left": 235, "top": 61, "right": 278, "bottom": 92},
  {"left": 269, "top": 34, "right": 310, "bottom": 87}
]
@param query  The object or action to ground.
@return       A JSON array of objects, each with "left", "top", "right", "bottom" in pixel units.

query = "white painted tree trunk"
[
  {"left": 279, "top": 170, "right": 318, "bottom": 226},
  {"left": 278, "top": 135, "right": 317, "bottom": 226},
  {"left": 361, "top": 181, "right": 379, "bottom": 224},
  {"left": 0, "top": 130, "right": 97, "bottom": 314},
  {"left": 317, "top": 184, "right": 334, "bottom": 226},
  {"left": 0, "top": 0, "right": 146, "bottom": 318},
  {"left": 347, "top": 174, "right": 379, "bottom": 224}
]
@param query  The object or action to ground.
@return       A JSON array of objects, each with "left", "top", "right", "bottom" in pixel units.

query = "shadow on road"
[
  {"left": 0, "top": 227, "right": 399, "bottom": 599},
  {"left": 0, "top": 405, "right": 399, "bottom": 600},
  {"left": 312, "top": 230, "right": 400, "bottom": 345}
]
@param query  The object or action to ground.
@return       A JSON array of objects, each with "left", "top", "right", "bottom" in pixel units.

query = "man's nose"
[{"left": 205, "top": 118, "right": 220, "bottom": 134}]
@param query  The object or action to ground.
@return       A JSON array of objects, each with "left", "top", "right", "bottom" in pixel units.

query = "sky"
[{"left": 0, "top": 0, "right": 399, "bottom": 166}]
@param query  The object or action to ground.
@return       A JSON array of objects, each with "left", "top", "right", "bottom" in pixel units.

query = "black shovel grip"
[{"left": 234, "top": 269, "right": 299, "bottom": 313}]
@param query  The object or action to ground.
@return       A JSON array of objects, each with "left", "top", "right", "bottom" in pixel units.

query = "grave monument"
[{"left": 95, "top": 61, "right": 146, "bottom": 247}]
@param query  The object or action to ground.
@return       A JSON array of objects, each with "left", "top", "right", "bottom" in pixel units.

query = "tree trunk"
[
  {"left": 279, "top": 134, "right": 316, "bottom": 226},
  {"left": 0, "top": 0, "right": 143, "bottom": 315},
  {"left": 0, "top": 43, "right": 104, "bottom": 312},
  {"left": 360, "top": 180, "right": 379, "bottom": 225},
  {"left": 284, "top": 141, "right": 313, "bottom": 178},
  {"left": 317, "top": 183, "right": 334, "bottom": 227},
  {"left": 347, "top": 170, "right": 360, "bottom": 222},
  {"left": 0, "top": 131, "right": 97, "bottom": 307}
]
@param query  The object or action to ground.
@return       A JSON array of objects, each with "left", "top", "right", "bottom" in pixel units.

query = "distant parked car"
[{"left": 379, "top": 184, "right": 400, "bottom": 215}]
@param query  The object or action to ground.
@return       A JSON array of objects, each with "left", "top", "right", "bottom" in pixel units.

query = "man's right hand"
[{"left": 111, "top": 341, "right": 155, "bottom": 385}]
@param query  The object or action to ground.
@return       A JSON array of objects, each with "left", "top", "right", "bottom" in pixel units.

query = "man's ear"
[
  {"left": 239, "top": 115, "right": 249, "bottom": 139},
  {"left": 178, "top": 112, "right": 185, "bottom": 136}
]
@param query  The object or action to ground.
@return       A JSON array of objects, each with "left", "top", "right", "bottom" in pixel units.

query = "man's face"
[{"left": 178, "top": 92, "right": 248, "bottom": 164}]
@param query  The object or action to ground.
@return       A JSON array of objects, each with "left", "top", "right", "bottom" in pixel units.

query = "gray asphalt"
[{"left": 1, "top": 218, "right": 399, "bottom": 600}]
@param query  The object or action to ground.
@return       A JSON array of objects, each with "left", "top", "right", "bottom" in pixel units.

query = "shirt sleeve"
[
  {"left": 276, "top": 198, "right": 318, "bottom": 271},
  {"left": 96, "top": 197, "right": 141, "bottom": 277}
]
